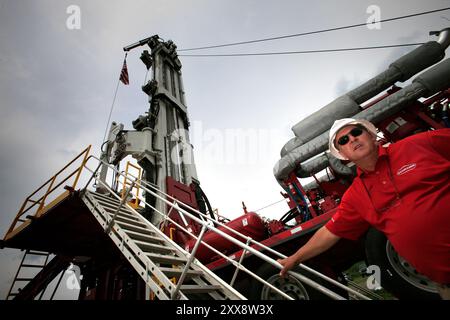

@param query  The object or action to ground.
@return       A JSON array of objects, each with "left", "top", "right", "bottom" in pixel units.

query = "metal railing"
[
  {"left": 120, "top": 161, "right": 142, "bottom": 209},
  {"left": 83, "top": 155, "right": 371, "bottom": 300},
  {"left": 5, "top": 145, "right": 91, "bottom": 239},
  {"left": 83, "top": 164, "right": 294, "bottom": 299}
]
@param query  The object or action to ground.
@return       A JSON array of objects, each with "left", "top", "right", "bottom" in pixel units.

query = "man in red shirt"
[{"left": 278, "top": 118, "right": 450, "bottom": 299}]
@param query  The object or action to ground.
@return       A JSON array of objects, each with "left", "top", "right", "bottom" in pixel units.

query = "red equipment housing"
[{"left": 185, "top": 212, "right": 267, "bottom": 264}]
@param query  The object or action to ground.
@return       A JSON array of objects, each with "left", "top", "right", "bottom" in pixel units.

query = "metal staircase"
[{"left": 81, "top": 190, "right": 245, "bottom": 300}]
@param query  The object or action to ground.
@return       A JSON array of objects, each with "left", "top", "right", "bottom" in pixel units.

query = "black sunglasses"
[{"left": 336, "top": 127, "right": 364, "bottom": 146}]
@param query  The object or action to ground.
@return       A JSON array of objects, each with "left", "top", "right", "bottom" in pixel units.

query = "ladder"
[
  {"left": 6, "top": 250, "right": 51, "bottom": 300},
  {"left": 81, "top": 190, "right": 245, "bottom": 300}
]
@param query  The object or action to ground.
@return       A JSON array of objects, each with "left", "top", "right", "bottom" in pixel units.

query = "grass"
[{"left": 343, "top": 261, "right": 396, "bottom": 300}]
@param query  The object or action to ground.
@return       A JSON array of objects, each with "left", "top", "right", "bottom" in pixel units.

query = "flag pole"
[{"left": 101, "top": 52, "right": 128, "bottom": 146}]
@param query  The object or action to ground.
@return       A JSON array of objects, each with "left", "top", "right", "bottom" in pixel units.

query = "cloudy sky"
[{"left": 0, "top": 0, "right": 448, "bottom": 299}]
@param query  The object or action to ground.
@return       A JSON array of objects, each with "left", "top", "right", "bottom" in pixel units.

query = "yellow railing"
[
  {"left": 5, "top": 145, "right": 91, "bottom": 239},
  {"left": 120, "top": 161, "right": 142, "bottom": 209}
]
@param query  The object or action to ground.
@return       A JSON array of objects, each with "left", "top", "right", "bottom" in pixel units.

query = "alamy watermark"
[
  {"left": 65, "top": 264, "right": 81, "bottom": 290},
  {"left": 365, "top": 264, "right": 382, "bottom": 290},
  {"left": 169, "top": 121, "right": 282, "bottom": 166},
  {"left": 66, "top": 5, "right": 81, "bottom": 30},
  {"left": 366, "top": 5, "right": 381, "bottom": 30}
]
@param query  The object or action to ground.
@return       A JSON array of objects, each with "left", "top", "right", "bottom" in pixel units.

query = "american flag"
[{"left": 119, "top": 60, "right": 129, "bottom": 85}]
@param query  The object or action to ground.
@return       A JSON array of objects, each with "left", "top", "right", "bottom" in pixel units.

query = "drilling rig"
[{"left": 2, "top": 28, "right": 450, "bottom": 300}]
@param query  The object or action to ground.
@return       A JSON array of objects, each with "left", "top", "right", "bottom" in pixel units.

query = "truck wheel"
[
  {"left": 248, "top": 263, "right": 346, "bottom": 300},
  {"left": 365, "top": 228, "right": 440, "bottom": 300}
]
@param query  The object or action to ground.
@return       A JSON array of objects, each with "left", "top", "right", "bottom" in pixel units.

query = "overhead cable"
[
  {"left": 179, "top": 42, "right": 424, "bottom": 57},
  {"left": 178, "top": 7, "right": 449, "bottom": 51}
]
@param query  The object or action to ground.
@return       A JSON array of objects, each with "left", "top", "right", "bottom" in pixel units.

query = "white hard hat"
[{"left": 328, "top": 118, "right": 377, "bottom": 160}]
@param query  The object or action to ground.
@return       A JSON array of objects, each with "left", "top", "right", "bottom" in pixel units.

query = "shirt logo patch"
[{"left": 397, "top": 163, "right": 416, "bottom": 176}]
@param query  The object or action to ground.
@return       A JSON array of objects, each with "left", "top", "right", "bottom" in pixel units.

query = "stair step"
[
  {"left": 92, "top": 194, "right": 125, "bottom": 206},
  {"left": 94, "top": 195, "right": 135, "bottom": 209},
  {"left": 89, "top": 191, "right": 121, "bottom": 202},
  {"left": 28, "top": 251, "right": 49, "bottom": 256},
  {"left": 89, "top": 192, "right": 132, "bottom": 206},
  {"left": 104, "top": 210, "right": 140, "bottom": 223},
  {"left": 145, "top": 253, "right": 187, "bottom": 265},
  {"left": 96, "top": 200, "right": 135, "bottom": 215},
  {"left": 181, "top": 284, "right": 222, "bottom": 294},
  {"left": 159, "top": 267, "right": 203, "bottom": 279},
  {"left": 125, "top": 230, "right": 163, "bottom": 243},
  {"left": 135, "top": 240, "right": 175, "bottom": 254},
  {"left": 110, "top": 218, "right": 147, "bottom": 231},
  {"left": 115, "top": 221, "right": 153, "bottom": 234},
  {"left": 106, "top": 212, "right": 144, "bottom": 226},
  {"left": 16, "top": 278, "right": 34, "bottom": 281},
  {"left": 21, "top": 264, "right": 46, "bottom": 268},
  {"left": 87, "top": 195, "right": 135, "bottom": 216},
  {"left": 102, "top": 205, "right": 136, "bottom": 217}
]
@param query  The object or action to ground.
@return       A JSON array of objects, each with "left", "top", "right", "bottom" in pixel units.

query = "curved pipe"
[
  {"left": 434, "top": 27, "right": 450, "bottom": 49},
  {"left": 326, "top": 153, "right": 354, "bottom": 177},
  {"left": 198, "top": 183, "right": 216, "bottom": 220}
]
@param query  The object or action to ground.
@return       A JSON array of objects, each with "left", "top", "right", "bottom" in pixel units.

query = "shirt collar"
[{"left": 356, "top": 144, "right": 388, "bottom": 177}]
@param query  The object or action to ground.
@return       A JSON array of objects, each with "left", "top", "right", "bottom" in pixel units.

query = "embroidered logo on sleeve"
[{"left": 397, "top": 163, "right": 416, "bottom": 176}]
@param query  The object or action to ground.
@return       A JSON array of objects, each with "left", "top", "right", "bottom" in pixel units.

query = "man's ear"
[{"left": 336, "top": 147, "right": 350, "bottom": 161}]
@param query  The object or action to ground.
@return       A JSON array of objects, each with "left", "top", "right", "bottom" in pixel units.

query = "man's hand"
[
  {"left": 277, "top": 255, "right": 299, "bottom": 277},
  {"left": 277, "top": 226, "right": 341, "bottom": 278}
]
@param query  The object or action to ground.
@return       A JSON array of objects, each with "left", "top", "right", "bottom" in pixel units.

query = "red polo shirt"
[{"left": 326, "top": 129, "right": 450, "bottom": 283}]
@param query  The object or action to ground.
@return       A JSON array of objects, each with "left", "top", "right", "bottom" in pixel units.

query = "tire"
[
  {"left": 248, "top": 263, "right": 347, "bottom": 300},
  {"left": 364, "top": 228, "right": 440, "bottom": 300}
]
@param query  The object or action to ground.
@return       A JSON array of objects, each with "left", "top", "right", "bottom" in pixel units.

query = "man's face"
[{"left": 335, "top": 125, "right": 377, "bottom": 161}]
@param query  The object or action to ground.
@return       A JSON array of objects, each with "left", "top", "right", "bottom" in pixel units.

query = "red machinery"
[{"left": 184, "top": 212, "right": 267, "bottom": 264}]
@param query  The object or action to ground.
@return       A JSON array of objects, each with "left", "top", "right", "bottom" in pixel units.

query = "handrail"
[
  {"left": 86, "top": 155, "right": 369, "bottom": 299},
  {"left": 84, "top": 165, "right": 295, "bottom": 300},
  {"left": 85, "top": 156, "right": 366, "bottom": 299},
  {"left": 18, "top": 167, "right": 82, "bottom": 219},
  {"left": 83, "top": 156, "right": 371, "bottom": 300},
  {"left": 120, "top": 161, "right": 142, "bottom": 209},
  {"left": 85, "top": 163, "right": 346, "bottom": 300},
  {"left": 5, "top": 145, "right": 91, "bottom": 238}
]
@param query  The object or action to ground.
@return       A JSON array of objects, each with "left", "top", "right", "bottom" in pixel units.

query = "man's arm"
[{"left": 278, "top": 226, "right": 340, "bottom": 277}]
